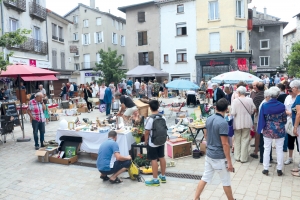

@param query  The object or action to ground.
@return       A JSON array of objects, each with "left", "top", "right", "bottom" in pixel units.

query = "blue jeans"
[
  {"left": 106, "top": 103, "right": 111, "bottom": 116},
  {"left": 32, "top": 120, "right": 45, "bottom": 147},
  {"left": 69, "top": 91, "right": 74, "bottom": 98},
  {"left": 283, "top": 134, "right": 288, "bottom": 151}
]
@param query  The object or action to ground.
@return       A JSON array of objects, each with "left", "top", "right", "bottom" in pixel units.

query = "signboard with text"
[
  {"left": 200, "top": 59, "right": 230, "bottom": 67},
  {"left": 85, "top": 73, "right": 101, "bottom": 77}
]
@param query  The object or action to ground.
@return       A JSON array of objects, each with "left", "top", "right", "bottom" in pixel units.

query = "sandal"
[
  {"left": 291, "top": 168, "right": 300, "bottom": 172},
  {"left": 109, "top": 177, "right": 122, "bottom": 184},
  {"left": 292, "top": 172, "right": 300, "bottom": 177},
  {"left": 100, "top": 175, "right": 110, "bottom": 181}
]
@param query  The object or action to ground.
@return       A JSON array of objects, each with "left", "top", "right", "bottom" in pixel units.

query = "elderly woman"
[
  {"left": 257, "top": 87, "right": 287, "bottom": 176},
  {"left": 231, "top": 86, "right": 255, "bottom": 162},
  {"left": 290, "top": 80, "right": 300, "bottom": 176},
  {"left": 212, "top": 83, "right": 225, "bottom": 104}
]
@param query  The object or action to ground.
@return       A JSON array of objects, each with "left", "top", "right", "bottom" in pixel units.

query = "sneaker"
[
  {"left": 159, "top": 174, "right": 167, "bottom": 183},
  {"left": 145, "top": 179, "right": 160, "bottom": 186},
  {"left": 284, "top": 158, "right": 293, "bottom": 165}
]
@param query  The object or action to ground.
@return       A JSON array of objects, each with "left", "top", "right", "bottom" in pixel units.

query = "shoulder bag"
[
  {"left": 238, "top": 98, "right": 251, "bottom": 115},
  {"left": 85, "top": 89, "right": 93, "bottom": 103}
]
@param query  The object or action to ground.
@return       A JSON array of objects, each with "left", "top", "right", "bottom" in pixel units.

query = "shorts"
[
  {"left": 201, "top": 156, "right": 231, "bottom": 186},
  {"left": 147, "top": 145, "right": 165, "bottom": 160},
  {"left": 99, "top": 160, "right": 131, "bottom": 175},
  {"left": 124, "top": 106, "right": 138, "bottom": 116}
]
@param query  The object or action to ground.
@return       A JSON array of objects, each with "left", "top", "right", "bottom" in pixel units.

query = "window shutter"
[
  {"left": 124, "top": 36, "right": 126, "bottom": 46},
  {"left": 116, "top": 33, "right": 118, "bottom": 44},
  {"left": 138, "top": 53, "right": 143, "bottom": 65},
  {"left": 112, "top": 33, "right": 114, "bottom": 44},
  {"left": 241, "top": 0, "right": 245, "bottom": 18},
  {"left": 101, "top": 32, "right": 104, "bottom": 43},
  {"left": 242, "top": 32, "right": 245, "bottom": 50},
  {"left": 81, "top": 34, "right": 84, "bottom": 45},
  {"left": 143, "top": 31, "right": 147, "bottom": 45},
  {"left": 138, "top": 32, "right": 142, "bottom": 46},
  {"left": 148, "top": 51, "right": 154, "bottom": 66},
  {"left": 61, "top": 52, "right": 65, "bottom": 69},
  {"left": 216, "top": 2, "right": 219, "bottom": 19},
  {"left": 86, "top": 20, "right": 89, "bottom": 27},
  {"left": 88, "top": 33, "right": 91, "bottom": 44},
  {"left": 94, "top": 32, "right": 97, "bottom": 43},
  {"left": 52, "top": 50, "right": 57, "bottom": 69}
]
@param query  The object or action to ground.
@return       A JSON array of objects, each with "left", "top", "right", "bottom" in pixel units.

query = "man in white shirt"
[
  {"left": 134, "top": 80, "right": 140, "bottom": 98},
  {"left": 39, "top": 85, "right": 46, "bottom": 97},
  {"left": 69, "top": 83, "right": 74, "bottom": 98}
]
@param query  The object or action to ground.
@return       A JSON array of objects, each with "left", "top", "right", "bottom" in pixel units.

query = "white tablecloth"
[{"left": 56, "top": 129, "right": 135, "bottom": 155}]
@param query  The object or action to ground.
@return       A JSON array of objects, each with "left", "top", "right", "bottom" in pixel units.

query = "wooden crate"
[
  {"left": 134, "top": 100, "right": 149, "bottom": 117},
  {"left": 166, "top": 141, "right": 192, "bottom": 159}
]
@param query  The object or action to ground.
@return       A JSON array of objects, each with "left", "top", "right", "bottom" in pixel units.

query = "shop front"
[{"left": 9, "top": 57, "right": 52, "bottom": 69}]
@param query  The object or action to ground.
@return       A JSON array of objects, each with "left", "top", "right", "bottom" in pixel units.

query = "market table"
[
  {"left": 188, "top": 124, "right": 206, "bottom": 150},
  {"left": 56, "top": 129, "right": 135, "bottom": 155}
]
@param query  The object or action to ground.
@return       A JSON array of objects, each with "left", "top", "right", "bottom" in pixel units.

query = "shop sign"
[
  {"left": 36, "top": 60, "right": 52, "bottom": 69},
  {"left": 257, "top": 68, "right": 277, "bottom": 72},
  {"left": 200, "top": 59, "right": 230, "bottom": 67},
  {"left": 9, "top": 57, "right": 51, "bottom": 68},
  {"left": 85, "top": 73, "right": 101, "bottom": 77},
  {"left": 70, "top": 46, "right": 78, "bottom": 53},
  {"left": 237, "top": 58, "right": 248, "bottom": 71},
  {"left": 9, "top": 57, "right": 29, "bottom": 65},
  {"left": 56, "top": 76, "right": 69, "bottom": 79}
]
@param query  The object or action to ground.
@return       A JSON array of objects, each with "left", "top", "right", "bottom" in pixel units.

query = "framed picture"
[{"left": 68, "top": 122, "right": 75, "bottom": 130}]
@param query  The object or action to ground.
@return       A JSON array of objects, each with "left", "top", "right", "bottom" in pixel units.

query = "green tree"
[
  {"left": 94, "top": 48, "right": 126, "bottom": 84},
  {"left": 0, "top": 29, "right": 31, "bottom": 70},
  {"left": 287, "top": 42, "right": 300, "bottom": 77}
]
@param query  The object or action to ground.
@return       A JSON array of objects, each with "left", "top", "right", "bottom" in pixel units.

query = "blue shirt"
[
  {"left": 292, "top": 95, "right": 300, "bottom": 125},
  {"left": 127, "top": 80, "right": 133, "bottom": 87},
  {"left": 96, "top": 139, "right": 120, "bottom": 171},
  {"left": 103, "top": 88, "right": 113, "bottom": 104},
  {"left": 213, "top": 89, "right": 217, "bottom": 101},
  {"left": 274, "top": 77, "right": 280, "bottom": 84}
]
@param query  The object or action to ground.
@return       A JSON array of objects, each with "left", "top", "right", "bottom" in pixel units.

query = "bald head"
[{"left": 252, "top": 81, "right": 258, "bottom": 91}]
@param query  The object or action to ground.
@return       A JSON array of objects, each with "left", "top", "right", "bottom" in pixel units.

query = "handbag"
[
  {"left": 85, "top": 89, "right": 93, "bottom": 102},
  {"left": 285, "top": 117, "right": 294, "bottom": 136},
  {"left": 128, "top": 161, "right": 141, "bottom": 180},
  {"left": 99, "top": 104, "right": 106, "bottom": 113}
]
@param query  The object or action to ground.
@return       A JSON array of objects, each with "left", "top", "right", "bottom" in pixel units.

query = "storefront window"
[{"left": 202, "top": 65, "right": 229, "bottom": 80}]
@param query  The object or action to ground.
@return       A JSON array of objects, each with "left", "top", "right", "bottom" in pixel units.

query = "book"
[{"left": 65, "top": 146, "right": 76, "bottom": 158}]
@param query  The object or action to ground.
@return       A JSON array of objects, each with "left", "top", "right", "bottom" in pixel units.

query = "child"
[{"left": 144, "top": 100, "right": 167, "bottom": 186}]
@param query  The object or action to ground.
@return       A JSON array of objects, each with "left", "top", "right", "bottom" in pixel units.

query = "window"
[
  {"left": 52, "top": 50, "right": 57, "bottom": 69},
  {"left": 236, "top": 0, "right": 245, "bottom": 18},
  {"left": 83, "top": 54, "right": 90, "bottom": 69},
  {"left": 112, "top": 33, "right": 118, "bottom": 44},
  {"left": 82, "top": 33, "right": 90, "bottom": 45},
  {"left": 116, "top": 22, "right": 119, "bottom": 30},
  {"left": 74, "top": 63, "right": 80, "bottom": 70},
  {"left": 96, "top": 53, "right": 101, "bottom": 64},
  {"left": 73, "top": 33, "right": 79, "bottom": 41},
  {"left": 52, "top": 23, "right": 58, "bottom": 40},
  {"left": 73, "top": 15, "right": 78, "bottom": 24},
  {"left": 58, "top": 26, "right": 63, "bottom": 42},
  {"left": 177, "top": 4, "right": 184, "bottom": 13},
  {"left": 176, "top": 23, "right": 187, "bottom": 36},
  {"left": 138, "top": 12, "right": 145, "bottom": 22},
  {"left": 9, "top": 18, "right": 18, "bottom": 32},
  {"left": 260, "top": 39, "right": 270, "bottom": 50},
  {"left": 209, "top": 32, "right": 220, "bottom": 52},
  {"left": 121, "top": 55, "right": 125, "bottom": 66},
  {"left": 138, "top": 52, "right": 154, "bottom": 65},
  {"left": 120, "top": 23, "right": 123, "bottom": 30},
  {"left": 83, "top": 19, "right": 89, "bottom": 27},
  {"left": 286, "top": 45, "right": 290, "bottom": 55},
  {"left": 33, "top": 26, "right": 41, "bottom": 52},
  {"left": 74, "top": 50, "right": 79, "bottom": 57},
  {"left": 61, "top": 52, "right": 65, "bottom": 69},
  {"left": 176, "top": 49, "right": 187, "bottom": 62},
  {"left": 138, "top": 31, "right": 147, "bottom": 46},
  {"left": 209, "top": 1, "right": 219, "bottom": 20},
  {"left": 121, "top": 35, "right": 125, "bottom": 46},
  {"left": 94, "top": 32, "right": 103, "bottom": 43},
  {"left": 96, "top": 17, "right": 102, "bottom": 26},
  {"left": 260, "top": 56, "right": 269, "bottom": 66},
  {"left": 164, "top": 54, "right": 169, "bottom": 63},
  {"left": 237, "top": 31, "right": 245, "bottom": 50}
]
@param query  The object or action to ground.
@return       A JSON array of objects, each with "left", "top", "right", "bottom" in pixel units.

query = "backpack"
[{"left": 149, "top": 114, "right": 168, "bottom": 145}]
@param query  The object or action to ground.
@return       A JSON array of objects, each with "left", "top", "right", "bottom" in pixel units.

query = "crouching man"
[{"left": 96, "top": 131, "right": 132, "bottom": 184}]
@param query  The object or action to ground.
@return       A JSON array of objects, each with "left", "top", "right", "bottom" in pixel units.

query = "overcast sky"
[{"left": 46, "top": 0, "right": 299, "bottom": 33}]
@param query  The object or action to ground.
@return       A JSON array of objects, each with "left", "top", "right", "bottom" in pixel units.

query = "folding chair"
[{"left": 168, "top": 102, "right": 186, "bottom": 119}]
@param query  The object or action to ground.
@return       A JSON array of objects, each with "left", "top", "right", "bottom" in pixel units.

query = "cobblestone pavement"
[{"left": 1, "top": 97, "right": 300, "bottom": 200}]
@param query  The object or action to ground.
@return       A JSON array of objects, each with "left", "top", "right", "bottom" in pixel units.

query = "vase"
[{"left": 134, "top": 136, "right": 141, "bottom": 144}]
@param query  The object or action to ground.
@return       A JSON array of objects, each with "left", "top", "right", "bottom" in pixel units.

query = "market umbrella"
[
  {"left": 166, "top": 80, "right": 200, "bottom": 90},
  {"left": 211, "top": 71, "right": 262, "bottom": 84},
  {"left": 0, "top": 64, "right": 59, "bottom": 142},
  {"left": 126, "top": 65, "right": 169, "bottom": 77}
]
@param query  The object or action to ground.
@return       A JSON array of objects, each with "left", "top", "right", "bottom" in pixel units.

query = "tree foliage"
[
  {"left": 0, "top": 29, "right": 31, "bottom": 70},
  {"left": 287, "top": 42, "right": 300, "bottom": 77},
  {"left": 94, "top": 48, "right": 126, "bottom": 84}
]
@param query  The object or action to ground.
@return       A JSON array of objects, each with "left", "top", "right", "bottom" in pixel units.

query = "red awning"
[
  {"left": 21, "top": 75, "right": 58, "bottom": 81},
  {"left": 1, "top": 64, "right": 58, "bottom": 77}
]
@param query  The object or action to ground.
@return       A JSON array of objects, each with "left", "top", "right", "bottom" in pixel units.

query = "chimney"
[
  {"left": 90, "top": 0, "right": 95, "bottom": 9},
  {"left": 253, "top": 6, "right": 256, "bottom": 17},
  {"left": 264, "top": 7, "right": 267, "bottom": 19}
]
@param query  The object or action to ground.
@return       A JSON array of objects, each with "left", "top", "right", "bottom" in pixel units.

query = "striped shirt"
[{"left": 28, "top": 99, "right": 45, "bottom": 122}]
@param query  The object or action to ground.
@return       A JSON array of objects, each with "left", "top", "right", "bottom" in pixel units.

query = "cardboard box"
[
  {"left": 49, "top": 155, "right": 78, "bottom": 165},
  {"left": 77, "top": 107, "right": 88, "bottom": 113},
  {"left": 91, "top": 153, "right": 98, "bottom": 160},
  {"left": 35, "top": 147, "right": 58, "bottom": 162},
  {"left": 166, "top": 141, "right": 192, "bottom": 159},
  {"left": 50, "top": 115, "right": 60, "bottom": 121},
  {"left": 200, "top": 142, "right": 206, "bottom": 154},
  {"left": 69, "top": 104, "right": 74, "bottom": 109}
]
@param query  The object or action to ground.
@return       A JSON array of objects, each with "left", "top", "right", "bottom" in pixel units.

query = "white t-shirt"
[
  {"left": 145, "top": 115, "right": 166, "bottom": 147},
  {"left": 69, "top": 84, "right": 74, "bottom": 92},
  {"left": 207, "top": 81, "right": 212, "bottom": 89},
  {"left": 99, "top": 86, "right": 107, "bottom": 100},
  {"left": 186, "top": 90, "right": 196, "bottom": 95},
  {"left": 40, "top": 88, "right": 46, "bottom": 95},
  {"left": 49, "top": 85, "right": 54, "bottom": 91},
  {"left": 135, "top": 81, "right": 140, "bottom": 89}
]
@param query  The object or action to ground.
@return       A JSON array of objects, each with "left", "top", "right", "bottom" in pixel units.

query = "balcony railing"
[
  {"left": 52, "top": 35, "right": 64, "bottom": 43},
  {"left": 81, "top": 62, "right": 100, "bottom": 69},
  {"left": 29, "top": 1, "right": 46, "bottom": 21},
  {"left": 3, "top": 0, "right": 26, "bottom": 12},
  {"left": 7, "top": 37, "right": 48, "bottom": 55}
]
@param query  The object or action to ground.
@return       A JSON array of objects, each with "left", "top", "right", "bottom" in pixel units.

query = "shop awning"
[{"left": 21, "top": 75, "right": 58, "bottom": 81}]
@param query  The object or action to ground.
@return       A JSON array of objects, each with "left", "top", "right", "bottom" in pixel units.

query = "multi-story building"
[
  {"left": 64, "top": 1, "right": 126, "bottom": 84},
  {"left": 195, "top": 0, "right": 251, "bottom": 82},
  {"left": 156, "top": 0, "right": 197, "bottom": 81},
  {"left": 118, "top": 1, "right": 160, "bottom": 81},
  {"left": 46, "top": 10, "right": 72, "bottom": 96},
  {"left": 250, "top": 7, "right": 288, "bottom": 76},
  {"left": 283, "top": 13, "right": 300, "bottom": 62}
]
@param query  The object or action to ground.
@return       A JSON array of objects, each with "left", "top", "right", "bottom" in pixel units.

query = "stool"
[{"left": 131, "top": 143, "right": 147, "bottom": 160}]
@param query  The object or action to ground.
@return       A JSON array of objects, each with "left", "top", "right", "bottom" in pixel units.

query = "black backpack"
[{"left": 149, "top": 114, "right": 168, "bottom": 145}]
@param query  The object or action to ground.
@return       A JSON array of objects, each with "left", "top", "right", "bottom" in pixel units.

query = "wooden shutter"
[
  {"left": 148, "top": 51, "right": 154, "bottom": 66},
  {"left": 138, "top": 32, "right": 142, "bottom": 46},
  {"left": 52, "top": 50, "right": 57, "bottom": 69},
  {"left": 138, "top": 12, "right": 145, "bottom": 22},
  {"left": 61, "top": 52, "right": 65, "bottom": 69},
  {"left": 143, "top": 31, "right": 147, "bottom": 45},
  {"left": 138, "top": 53, "right": 143, "bottom": 65}
]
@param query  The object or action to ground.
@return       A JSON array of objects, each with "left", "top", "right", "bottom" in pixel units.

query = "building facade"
[
  {"left": 118, "top": 1, "right": 160, "bottom": 75},
  {"left": 46, "top": 10, "right": 72, "bottom": 96},
  {"left": 283, "top": 13, "right": 300, "bottom": 62},
  {"left": 250, "top": 8, "right": 288, "bottom": 76},
  {"left": 195, "top": 0, "right": 251, "bottom": 82},
  {"left": 64, "top": 2, "right": 126, "bottom": 84},
  {"left": 156, "top": 0, "right": 197, "bottom": 81}
]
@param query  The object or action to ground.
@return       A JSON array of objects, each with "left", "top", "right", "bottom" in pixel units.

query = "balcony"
[
  {"left": 52, "top": 35, "right": 64, "bottom": 43},
  {"left": 7, "top": 37, "right": 48, "bottom": 55},
  {"left": 29, "top": 1, "right": 46, "bottom": 21},
  {"left": 3, "top": 0, "right": 26, "bottom": 12},
  {"left": 81, "top": 62, "right": 99, "bottom": 70}
]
